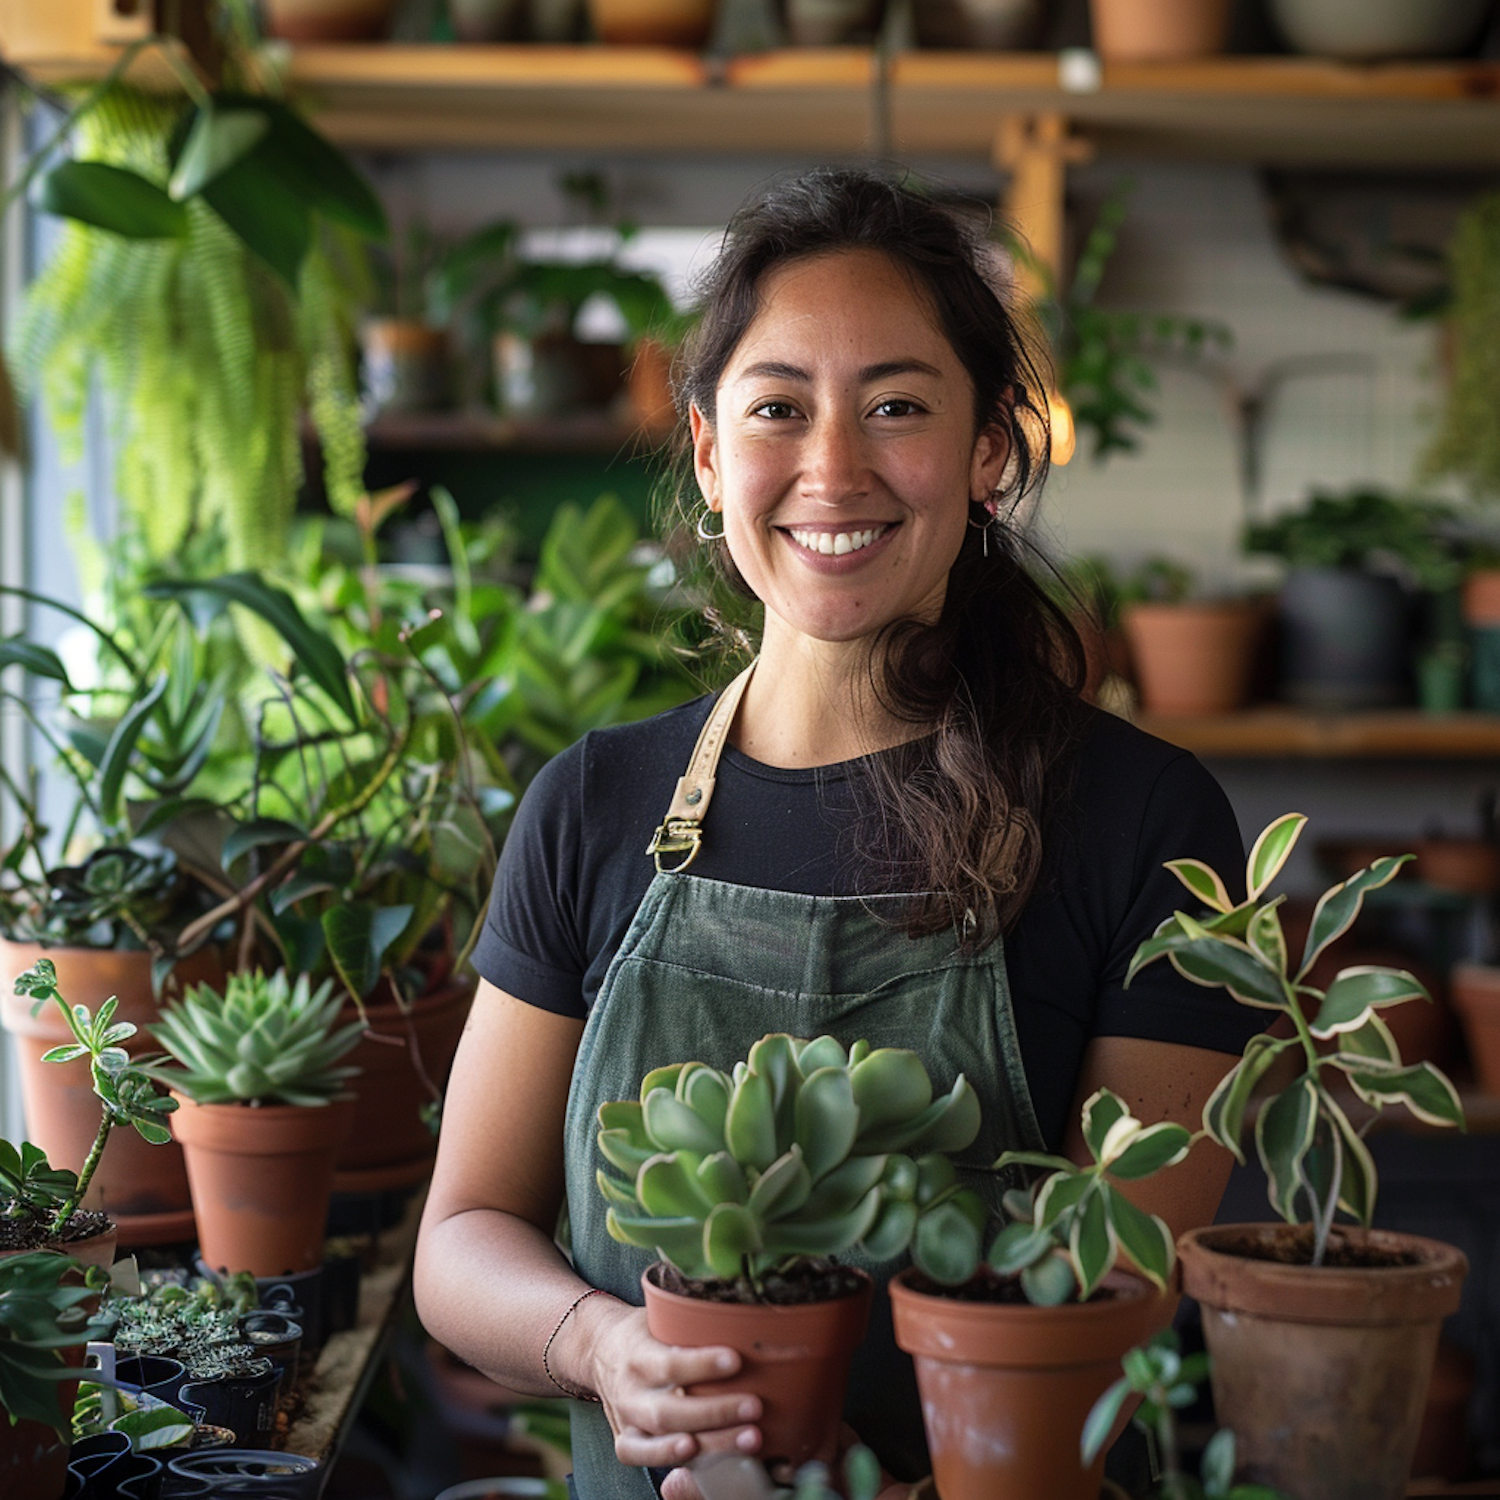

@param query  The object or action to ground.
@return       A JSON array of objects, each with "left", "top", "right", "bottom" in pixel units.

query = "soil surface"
[
  {"left": 1212, "top": 1226, "right": 1422, "bottom": 1268},
  {"left": 652, "top": 1258, "right": 867, "bottom": 1305},
  {"left": 0, "top": 1209, "right": 111, "bottom": 1253},
  {"left": 903, "top": 1267, "right": 1125, "bottom": 1304}
]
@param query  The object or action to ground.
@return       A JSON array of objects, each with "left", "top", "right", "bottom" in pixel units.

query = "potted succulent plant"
[
  {"left": 596, "top": 1031, "right": 982, "bottom": 1475},
  {"left": 0, "top": 1250, "right": 114, "bottom": 1500},
  {"left": 4, "top": 960, "right": 178, "bottom": 1268},
  {"left": 1129, "top": 812, "right": 1468, "bottom": 1500},
  {"left": 888, "top": 1088, "right": 1189, "bottom": 1500},
  {"left": 145, "top": 970, "right": 364, "bottom": 1277}
]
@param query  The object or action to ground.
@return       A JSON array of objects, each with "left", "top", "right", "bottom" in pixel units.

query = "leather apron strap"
[{"left": 644, "top": 661, "right": 755, "bottom": 873}]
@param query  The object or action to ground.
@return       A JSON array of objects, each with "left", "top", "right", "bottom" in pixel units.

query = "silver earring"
[
  {"left": 968, "top": 499, "right": 998, "bottom": 558},
  {"left": 696, "top": 506, "right": 724, "bottom": 541}
]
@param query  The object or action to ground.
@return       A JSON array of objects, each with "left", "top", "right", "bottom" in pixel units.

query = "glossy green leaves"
[
  {"left": 1130, "top": 814, "right": 1465, "bottom": 1260},
  {"left": 596, "top": 1032, "right": 981, "bottom": 1285}
]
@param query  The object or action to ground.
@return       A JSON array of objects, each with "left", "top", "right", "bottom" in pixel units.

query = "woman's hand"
[{"left": 568, "top": 1297, "right": 763, "bottom": 1471}]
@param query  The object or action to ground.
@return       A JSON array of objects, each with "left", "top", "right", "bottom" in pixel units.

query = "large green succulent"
[
  {"left": 597, "top": 1032, "right": 983, "bottom": 1287},
  {"left": 148, "top": 970, "right": 363, "bottom": 1106}
]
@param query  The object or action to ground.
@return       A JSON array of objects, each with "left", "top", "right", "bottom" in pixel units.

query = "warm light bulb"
[{"left": 1048, "top": 390, "right": 1076, "bottom": 466}]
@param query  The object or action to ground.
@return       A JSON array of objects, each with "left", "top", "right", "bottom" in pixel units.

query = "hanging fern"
[{"left": 9, "top": 85, "right": 370, "bottom": 571}]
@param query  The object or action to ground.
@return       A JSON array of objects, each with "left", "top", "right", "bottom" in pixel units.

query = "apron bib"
[{"left": 559, "top": 670, "right": 1045, "bottom": 1498}]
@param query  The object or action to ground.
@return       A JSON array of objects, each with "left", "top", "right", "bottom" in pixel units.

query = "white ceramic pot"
[{"left": 1268, "top": 0, "right": 1492, "bottom": 60}]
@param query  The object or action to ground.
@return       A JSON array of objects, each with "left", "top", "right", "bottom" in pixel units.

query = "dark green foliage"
[{"left": 0, "top": 1253, "right": 113, "bottom": 1434}]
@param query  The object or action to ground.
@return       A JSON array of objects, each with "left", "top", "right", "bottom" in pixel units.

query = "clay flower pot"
[
  {"left": 641, "top": 1265, "right": 872, "bottom": 1473},
  {"left": 1451, "top": 963, "right": 1500, "bottom": 1094},
  {"left": 1088, "top": 0, "right": 1231, "bottom": 60},
  {"left": 1178, "top": 1224, "right": 1468, "bottom": 1500},
  {"left": 1122, "top": 599, "right": 1262, "bottom": 715},
  {"left": 888, "top": 1268, "right": 1162, "bottom": 1500},
  {"left": 587, "top": 0, "right": 716, "bottom": 45},
  {"left": 0, "top": 939, "right": 222, "bottom": 1247},
  {"left": 170, "top": 1093, "right": 355, "bottom": 1278},
  {"left": 261, "top": 0, "right": 398, "bottom": 39}
]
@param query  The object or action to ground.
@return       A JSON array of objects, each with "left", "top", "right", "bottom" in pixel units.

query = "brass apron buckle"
[{"left": 647, "top": 818, "right": 703, "bottom": 873}]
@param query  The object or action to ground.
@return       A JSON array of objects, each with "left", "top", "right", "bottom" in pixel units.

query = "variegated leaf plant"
[
  {"left": 596, "top": 1032, "right": 983, "bottom": 1293},
  {"left": 1127, "top": 813, "right": 1465, "bottom": 1266},
  {"left": 912, "top": 1087, "right": 1191, "bottom": 1305}
]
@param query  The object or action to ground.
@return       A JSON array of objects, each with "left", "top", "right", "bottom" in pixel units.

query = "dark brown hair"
[{"left": 664, "top": 168, "right": 1088, "bottom": 944}]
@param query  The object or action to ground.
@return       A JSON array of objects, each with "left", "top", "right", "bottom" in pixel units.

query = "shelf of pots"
[{"left": 1128, "top": 812, "right": 1469, "bottom": 1500}]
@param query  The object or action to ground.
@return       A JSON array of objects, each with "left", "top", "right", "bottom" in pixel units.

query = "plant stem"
[{"left": 50, "top": 1111, "right": 110, "bottom": 1238}]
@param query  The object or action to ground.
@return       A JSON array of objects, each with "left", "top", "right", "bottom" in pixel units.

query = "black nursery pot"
[
  {"left": 1278, "top": 566, "right": 1412, "bottom": 708},
  {"left": 178, "top": 1358, "right": 280, "bottom": 1449},
  {"left": 238, "top": 1312, "right": 302, "bottom": 1403},
  {"left": 165, "top": 1449, "right": 321, "bottom": 1499}
]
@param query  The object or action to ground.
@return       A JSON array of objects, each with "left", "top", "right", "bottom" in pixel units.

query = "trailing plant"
[
  {"left": 908, "top": 1088, "right": 1191, "bottom": 1304},
  {"left": 147, "top": 969, "right": 363, "bottom": 1106},
  {"left": 1126, "top": 812, "right": 1466, "bottom": 1267},
  {"left": 597, "top": 1032, "right": 982, "bottom": 1294},
  {"left": 10, "top": 960, "right": 176, "bottom": 1239},
  {"left": 1082, "top": 1331, "right": 1291, "bottom": 1500},
  {"left": 1424, "top": 191, "right": 1500, "bottom": 500},
  {"left": 0, "top": 1251, "right": 113, "bottom": 1435},
  {"left": 7, "top": 0, "right": 384, "bottom": 571},
  {"left": 1242, "top": 487, "right": 1461, "bottom": 591}
]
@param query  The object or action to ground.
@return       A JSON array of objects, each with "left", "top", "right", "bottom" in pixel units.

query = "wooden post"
[{"left": 993, "top": 111, "right": 1094, "bottom": 298}]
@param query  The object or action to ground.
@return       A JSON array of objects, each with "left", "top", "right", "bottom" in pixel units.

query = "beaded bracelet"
[{"left": 542, "top": 1286, "right": 615, "bottom": 1402}]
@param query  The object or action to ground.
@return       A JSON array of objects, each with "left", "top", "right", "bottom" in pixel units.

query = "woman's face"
[{"left": 691, "top": 249, "right": 1009, "bottom": 656}]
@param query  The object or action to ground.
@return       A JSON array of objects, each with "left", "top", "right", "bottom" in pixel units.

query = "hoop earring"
[
  {"left": 696, "top": 505, "right": 724, "bottom": 542},
  {"left": 968, "top": 495, "right": 1000, "bottom": 559}
]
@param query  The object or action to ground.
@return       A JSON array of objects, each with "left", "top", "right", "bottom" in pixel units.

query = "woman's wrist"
[{"left": 548, "top": 1285, "right": 627, "bottom": 1400}]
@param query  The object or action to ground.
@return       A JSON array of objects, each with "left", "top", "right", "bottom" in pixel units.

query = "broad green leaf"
[
  {"left": 1106, "top": 1186, "right": 1174, "bottom": 1289},
  {"left": 1255, "top": 1076, "right": 1318, "bottom": 1223},
  {"left": 221, "top": 817, "right": 307, "bottom": 870},
  {"left": 0, "top": 637, "right": 70, "bottom": 684},
  {"left": 911, "top": 1196, "right": 984, "bottom": 1285},
  {"left": 1325, "top": 1095, "right": 1376, "bottom": 1225},
  {"left": 643, "top": 1089, "right": 725, "bottom": 1155},
  {"left": 1165, "top": 857, "right": 1232, "bottom": 913},
  {"left": 795, "top": 1035, "right": 847, "bottom": 1075},
  {"left": 323, "top": 902, "right": 414, "bottom": 1002},
  {"left": 201, "top": 145, "right": 311, "bottom": 283},
  {"left": 111, "top": 1403, "right": 195, "bottom": 1449},
  {"left": 606, "top": 1209, "right": 706, "bottom": 1275},
  {"left": 678, "top": 1065, "right": 730, "bottom": 1144},
  {"left": 704, "top": 1203, "right": 762, "bottom": 1280},
  {"left": 597, "top": 1128, "right": 655, "bottom": 1176},
  {"left": 1034, "top": 1171, "right": 1091, "bottom": 1228},
  {"left": 1247, "top": 903, "right": 1288, "bottom": 978},
  {"left": 724, "top": 1070, "right": 777, "bottom": 1171},
  {"left": 1246, "top": 812, "right": 1306, "bottom": 899},
  {"left": 1020, "top": 1251, "right": 1077, "bottom": 1305},
  {"left": 640, "top": 1064, "right": 685, "bottom": 1101},
  {"left": 913, "top": 1152, "right": 958, "bottom": 1207},
  {"left": 1168, "top": 931, "right": 1288, "bottom": 1010},
  {"left": 97, "top": 674, "right": 169, "bottom": 827},
  {"left": 903, "top": 1075, "right": 982, "bottom": 1155},
  {"left": 36, "top": 160, "right": 187, "bottom": 238},
  {"left": 1310, "top": 966, "right": 1428, "bottom": 1039},
  {"left": 1201, "top": 1428, "right": 1236, "bottom": 1496},
  {"left": 861, "top": 1198, "right": 918, "bottom": 1261},
  {"left": 1342, "top": 1060, "right": 1465, "bottom": 1130},
  {"left": 760, "top": 1187, "right": 882, "bottom": 1258},
  {"left": 992, "top": 1148, "right": 1077, "bottom": 1175},
  {"left": 1331, "top": 1012, "right": 1398, "bottom": 1064},
  {"left": 802, "top": 1154, "right": 887, "bottom": 1219},
  {"left": 1081, "top": 1375, "right": 1132, "bottom": 1467},
  {"left": 1071, "top": 1185, "right": 1116, "bottom": 1299},
  {"left": 638, "top": 1153, "right": 713, "bottom": 1218},
  {"left": 794, "top": 1066, "right": 859, "bottom": 1181},
  {"left": 987, "top": 1221, "right": 1052, "bottom": 1276},
  {"left": 1298, "top": 855, "right": 1414, "bottom": 980},
  {"left": 595, "top": 1169, "right": 639, "bottom": 1211},
  {"left": 1081, "top": 1087, "right": 1130, "bottom": 1160},
  {"left": 1108, "top": 1121, "right": 1193, "bottom": 1180},
  {"left": 169, "top": 104, "right": 270, "bottom": 200},
  {"left": 40, "top": 1044, "right": 88, "bottom": 1064},
  {"left": 598, "top": 1098, "right": 649, "bottom": 1147},
  {"left": 746, "top": 1147, "right": 812, "bottom": 1221},
  {"left": 695, "top": 1152, "right": 747, "bottom": 1205},
  {"left": 1203, "top": 1033, "right": 1294, "bottom": 1159},
  {"left": 850, "top": 1048, "right": 932, "bottom": 1131}
]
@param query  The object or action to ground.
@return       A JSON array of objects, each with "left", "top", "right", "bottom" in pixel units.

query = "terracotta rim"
[{"left": 1178, "top": 1224, "right": 1468, "bottom": 1325}]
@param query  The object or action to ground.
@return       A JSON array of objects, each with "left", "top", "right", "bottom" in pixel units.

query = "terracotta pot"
[
  {"left": 641, "top": 1264, "right": 872, "bottom": 1472},
  {"left": 449, "top": 0, "right": 527, "bottom": 39},
  {"left": 1122, "top": 600, "right": 1262, "bottom": 715},
  {"left": 888, "top": 1268, "right": 1162, "bottom": 1500},
  {"left": 587, "top": 0, "right": 715, "bottom": 45},
  {"left": 913, "top": 0, "right": 1047, "bottom": 48},
  {"left": 360, "top": 319, "right": 449, "bottom": 415},
  {"left": 1414, "top": 837, "right": 1500, "bottom": 895},
  {"left": 626, "top": 337, "right": 678, "bottom": 440},
  {"left": 0, "top": 941, "right": 222, "bottom": 1246},
  {"left": 1178, "top": 1224, "right": 1468, "bottom": 1500},
  {"left": 170, "top": 1093, "right": 354, "bottom": 1278},
  {"left": 333, "top": 977, "right": 473, "bottom": 1192},
  {"left": 1451, "top": 963, "right": 1500, "bottom": 1093},
  {"left": 780, "top": 0, "right": 885, "bottom": 45},
  {"left": 0, "top": 1411, "right": 70, "bottom": 1500},
  {"left": 1088, "top": 0, "right": 1231, "bottom": 59},
  {"left": 261, "top": 0, "right": 398, "bottom": 40},
  {"left": 1461, "top": 568, "right": 1500, "bottom": 627}
]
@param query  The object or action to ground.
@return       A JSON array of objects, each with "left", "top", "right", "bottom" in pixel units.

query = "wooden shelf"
[
  {"left": 8, "top": 40, "right": 1500, "bottom": 162},
  {"left": 360, "top": 408, "right": 661, "bottom": 454},
  {"left": 1133, "top": 709, "right": 1500, "bottom": 759}
]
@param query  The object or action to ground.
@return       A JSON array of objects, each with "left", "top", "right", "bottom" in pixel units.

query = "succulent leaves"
[
  {"left": 597, "top": 1034, "right": 981, "bottom": 1284},
  {"left": 148, "top": 970, "right": 363, "bottom": 1106},
  {"left": 1129, "top": 814, "right": 1466, "bottom": 1263}
]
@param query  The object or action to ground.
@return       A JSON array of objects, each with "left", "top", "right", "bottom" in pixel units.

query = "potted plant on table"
[
  {"left": 5, "top": 960, "right": 178, "bottom": 1268},
  {"left": 0, "top": 1250, "right": 114, "bottom": 1500},
  {"left": 888, "top": 1089, "right": 1191, "bottom": 1500},
  {"left": 596, "top": 1031, "right": 982, "bottom": 1475},
  {"left": 1130, "top": 812, "right": 1468, "bottom": 1500},
  {"left": 145, "top": 969, "right": 364, "bottom": 1278}
]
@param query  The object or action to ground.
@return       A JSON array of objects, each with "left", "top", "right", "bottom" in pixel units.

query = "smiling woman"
[{"left": 414, "top": 169, "right": 1259, "bottom": 1500}]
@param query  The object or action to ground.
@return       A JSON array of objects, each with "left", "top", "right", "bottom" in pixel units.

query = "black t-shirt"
[{"left": 473, "top": 698, "right": 1260, "bottom": 1151}]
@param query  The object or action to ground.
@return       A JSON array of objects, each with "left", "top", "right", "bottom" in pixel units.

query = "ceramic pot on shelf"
[
  {"left": 1178, "top": 1224, "right": 1468, "bottom": 1500},
  {"left": 888, "top": 1268, "right": 1161, "bottom": 1500},
  {"left": 1276, "top": 567, "right": 1412, "bottom": 710},
  {"left": 1122, "top": 599, "right": 1262, "bottom": 715},
  {"left": 261, "top": 0, "right": 399, "bottom": 40},
  {"left": 1267, "top": 0, "right": 1493, "bottom": 60},
  {"left": 1451, "top": 962, "right": 1500, "bottom": 1094},
  {"left": 449, "top": 0, "right": 527, "bottom": 39},
  {"left": 586, "top": 0, "right": 716, "bottom": 45},
  {"left": 1088, "top": 0, "right": 1232, "bottom": 60},
  {"left": 1461, "top": 568, "right": 1500, "bottom": 713},
  {"left": 641, "top": 1264, "right": 872, "bottom": 1474},
  {"left": 360, "top": 319, "right": 449, "bottom": 415},
  {"left": 779, "top": 0, "right": 886, "bottom": 45},
  {"left": 912, "top": 0, "right": 1047, "bottom": 47}
]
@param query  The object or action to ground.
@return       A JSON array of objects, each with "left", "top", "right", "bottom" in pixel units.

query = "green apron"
[{"left": 560, "top": 670, "right": 1045, "bottom": 1499}]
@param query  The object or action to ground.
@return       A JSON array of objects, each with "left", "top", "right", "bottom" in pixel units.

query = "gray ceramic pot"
[
  {"left": 1278, "top": 567, "right": 1411, "bottom": 709},
  {"left": 1268, "top": 0, "right": 1492, "bottom": 59},
  {"left": 913, "top": 0, "right": 1047, "bottom": 47}
]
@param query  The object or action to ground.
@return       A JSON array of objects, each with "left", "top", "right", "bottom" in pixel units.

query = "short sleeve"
[
  {"left": 470, "top": 743, "right": 589, "bottom": 1019},
  {"left": 1091, "top": 751, "right": 1262, "bottom": 1055}
]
